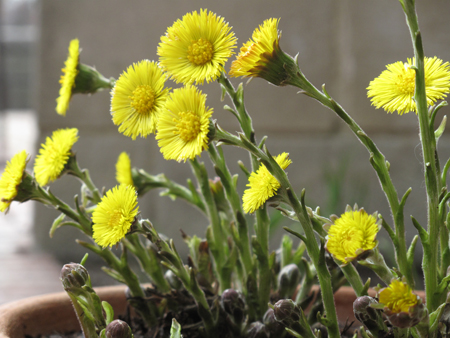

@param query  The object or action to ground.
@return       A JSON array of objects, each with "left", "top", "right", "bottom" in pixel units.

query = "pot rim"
[{"left": 0, "top": 285, "right": 128, "bottom": 338}]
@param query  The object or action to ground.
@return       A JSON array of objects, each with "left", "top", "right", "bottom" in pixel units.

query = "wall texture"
[{"left": 35, "top": 0, "right": 450, "bottom": 274}]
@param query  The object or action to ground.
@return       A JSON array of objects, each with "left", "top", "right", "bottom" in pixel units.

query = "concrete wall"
[{"left": 35, "top": 0, "right": 450, "bottom": 277}]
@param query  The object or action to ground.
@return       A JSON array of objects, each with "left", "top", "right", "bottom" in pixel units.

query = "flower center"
[
  {"left": 396, "top": 64, "right": 416, "bottom": 95},
  {"left": 175, "top": 111, "right": 201, "bottom": 142},
  {"left": 108, "top": 209, "right": 124, "bottom": 229},
  {"left": 130, "top": 85, "right": 155, "bottom": 114},
  {"left": 187, "top": 38, "right": 214, "bottom": 65}
]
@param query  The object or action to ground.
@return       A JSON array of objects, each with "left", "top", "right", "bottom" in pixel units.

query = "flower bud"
[
  {"left": 246, "top": 322, "right": 269, "bottom": 338},
  {"left": 105, "top": 319, "right": 133, "bottom": 338},
  {"left": 273, "top": 299, "right": 300, "bottom": 325},
  {"left": 353, "top": 296, "right": 388, "bottom": 335},
  {"left": 263, "top": 308, "right": 284, "bottom": 336},
  {"left": 60, "top": 263, "right": 89, "bottom": 289},
  {"left": 221, "top": 288, "right": 246, "bottom": 324},
  {"left": 277, "top": 263, "right": 300, "bottom": 298},
  {"left": 165, "top": 269, "right": 182, "bottom": 290}
]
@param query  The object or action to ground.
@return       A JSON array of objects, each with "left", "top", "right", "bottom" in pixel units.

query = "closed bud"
[
  {"left": 105, "top": 319, "right": 133, "bottom": 338},
  {"left": 246, "top": 322, "right": 269, "bottom": 338},
  {"left": 165, "top": 270, "right": 183, "bottom": 290},
  {"left": 221, "top": 288, "right": 246, "bottom": 324},
  {"left": 273, "top": 299, "right": 299, "bottom": 325},
  {"left": 277, "top": 263, "right": 300, "bottom": 298},
  {"left": 263, "top": 308, "right": 284, "bottom": 335},
  {"left": 60, "top": 263, "right": 89, "bottom": 289},
  {"left": 353, "top": 296, "right": 379, "bottom": 323},
  {"left": 353, "top": 296, "right": 388, "bottom": 335}
]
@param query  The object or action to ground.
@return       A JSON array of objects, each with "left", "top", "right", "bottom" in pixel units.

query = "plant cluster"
[{"left": 2, "top": 1, "right": 450, "bottom": 338}]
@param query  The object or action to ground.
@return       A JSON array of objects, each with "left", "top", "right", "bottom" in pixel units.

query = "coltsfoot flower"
[
  {"left": 367, "top": 56, "right": 450, "bottom": 115},
  {"left": 156, "top": 85, "right": 213, "bottom": 162},
  {"left": 116, "top": 152, "right": 133, "bottom": 187},
  {"left": 111, "top": 60, "right": 169, "bottom": 140},
  {"left": 56, "top": 39, "right": 80, "bottom": 116},
  {"left": 230, "top": 18, "right": 298, "bottom": 86},
  {"left": 92, "top": 185, "right": 139, "bottom": 248},
  {"left": 378, "top": 279, "right": 426, "bottom": 328},
  {"left": 242, "top": 153, "right": 291, "bottom": 213},
  {"left": 0, "top": 150, "right": 28, "bottom": 212},
  {"left": 34, "top": 128, "right": 79, "bottom": 186},
  {"left": 325, "top": 207, "right": 380, "bottom": 264},
  {"left": 158, "top": 9, "right": 237, "bottom": 85}
]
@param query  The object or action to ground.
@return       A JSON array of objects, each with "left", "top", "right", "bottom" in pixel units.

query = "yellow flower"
[
  {"left": 242, "top": 153, "right": 291, "bottom": 214},
  {"left": 92, "top": 185, "right": 139, "bottom": 248},
  {"left": 56, "top": 39, "right": 80, "bottom": 116},
  {"left": 367, "top": 56, "right": 450, "bottom": 115},
  {"left": 34, "top": 128, "right": 79, "bottom": 186},
  {"left": 156, "top": 85, "right": 213, "bottom": 162},
  {"left": 379, "top": 280, "right": 418, "bottom": 314},
  {"left": 230, "top": 18, "right": 280, "bottom": 78},
  {"left": 116, "top": 152, "right": 133, "bottom": 187},
  {"left": 158, "top": 9, "right": 237, "bottom": 85},
  {"left": 0, "top": 150, "right": 28, "bottom": 212},
  {"left": 111, "top": 60, "right": 169, "bottom": 140},
  {"left": 325, "top": 208, "right": 379, "bottom": 264}
]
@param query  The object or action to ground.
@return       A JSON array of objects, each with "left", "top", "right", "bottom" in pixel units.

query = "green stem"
[
  {"left": 190, "top": 158, "right": 230, "bottom": 291},
  {"left": 286, "top": 71, "right": 413, "bottom": 287},
  {"left": 401, "top": 0, "right": 441, "bottom": 312},
  {"left": 215, "top": 130, "right": 340, "bottom": 338},
  {"left": 36, "top": 185, "right": 92, "bottom": 236},
  {"left": 132, "top": 169, "right": 206, "bottom": 214},
  {"left": 66, "top": 156, "right": 102, "bottom": 205},
  {"left": 123, "top": 234, "right": 170, "bottom": 293},
  {"left": 207, "top": 145, "right": 253, "bottom": 278},
  {"left": 340, "top": 263, "right": 367, "bottom": 297},
  {"left": 254, "top": 206, "right": 271, "bottom": 318}
]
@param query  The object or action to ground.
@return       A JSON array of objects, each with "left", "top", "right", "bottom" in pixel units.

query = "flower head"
[
  {"left": 116, "top": 152, "right": 133, "bottom": 187},
  {"left": 378, "top": 280, "right": 425, "bottom": 328},
  {"left": 34, "top": 128, "right": 79, "bottom": 186},
  {"left": 56, "top": 39, "right": 80, "bottom": 116},
  {"left": 0, "top": 150, "right": 28, "bottom": 212},
  {"left": 325, "top": 207, "right": 380, "bottom": 264},
  {"left": 379, "top": 280, "right": 417, "bottom": 314},
  {"left": 92, "top": 185, "right": 139, "bottom": 248},
  {"left": 111, "top": 60, "right": 169, "bottom": 140},
  {"left": 367, "top": 57, "right": 450, "bottom": 115},
  {"left": 230, "top": 18, "right": 297, "bottom": 86},
  {"left": 158, "top": 9, "right": 237, "bottom": 85},
  {"left": 156, "top": 85, "right": 213, "bottom": 162},
  {"left": 242, "top": 153, "right": 291, "bottom": 213}
]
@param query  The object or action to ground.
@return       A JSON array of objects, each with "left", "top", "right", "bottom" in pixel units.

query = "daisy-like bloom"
[
  {"left": 116, "top": 152, "right": 133, "bottom": 186},
  {"left": 367, "top": 56, "right": 450, "bottom": 115},
  {"left": 92, "top": 185, "right": 139, "bottom": 248},
  {"left": 0, "top": 150, "right": 28, "bottom": 212},
  {"left": 34, "top": 128, "right": 79, "bottom": 186},
  {"left": 325, "top": 207, "right": 380, "bottom": 264},
  {"left": 158, "top": 9, "right": 237, "bottom": 85},
  {"left": 242, "top": 153, "right": 291, "bottom": 214},
  {"left": 111, "top": 60, "right": 169, "bottom": 140},
  {"left": 56, "top": 39, "right": 80, "bottom": 116},
  {"left": 156, "top": 85, "right": 213, "bottom": 162},
  {"left": 378, "top": 280, "right": 425, "bottom": 328}
]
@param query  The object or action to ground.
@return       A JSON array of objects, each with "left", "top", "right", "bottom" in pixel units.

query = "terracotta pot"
[
  {"left": 0, "top": 285, "right": 128, "bottom": 338},
  {"left": 0, "top": 285, "right": 425, "bottom": 338}
]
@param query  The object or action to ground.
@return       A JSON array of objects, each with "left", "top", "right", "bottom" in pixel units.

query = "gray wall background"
[{"left": 34, "top": 0, "right": 450, "bottom": 280}]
